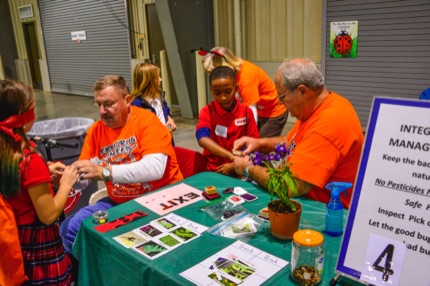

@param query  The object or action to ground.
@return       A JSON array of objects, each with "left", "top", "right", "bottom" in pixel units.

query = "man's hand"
[
  {"left": 72, "top": 160, "right": 104, "bottom": 181},
  {"left": 232, "top": 155, "right": 251, "bottom": 176},
  {"left": 233, "top": 136, "right": 260, "bottom": 155}
]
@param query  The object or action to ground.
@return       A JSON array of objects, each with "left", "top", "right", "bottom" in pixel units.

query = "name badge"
[
  {"left": 235, "top": 117, "right": 246, "bottom": 126},
  {"left": 215, "top": 125, "right": 228, "bottom": 138}
]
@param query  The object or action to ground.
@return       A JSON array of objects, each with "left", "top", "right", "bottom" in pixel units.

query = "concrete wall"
[{"left": 0, "top": 0, "right": 18, "bottom": 80}]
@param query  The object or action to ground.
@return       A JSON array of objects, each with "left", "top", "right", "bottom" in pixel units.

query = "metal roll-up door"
[
  {"left": 323, "top": 0, "right": 430, "bottom": 130},
  {"left": 39, "top": 0, "right": 131, "bottom": 96}
]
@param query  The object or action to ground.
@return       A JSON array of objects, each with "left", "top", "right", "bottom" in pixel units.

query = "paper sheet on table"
[
  {"left": 120, "top": 212, "right": 209, "bottom": 260},
  {"left": 134, "top": 183, "right": 203, "bottom": 215},
  {"left": 180, "top": 240, "right": 289, "bottom": 286}
]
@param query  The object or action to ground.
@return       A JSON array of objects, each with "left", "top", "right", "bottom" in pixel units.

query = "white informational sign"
[
  {"left": 336, "top": 97, "right": 430, "bottom": 286},
  {"left": 71, "top": 30, "right": 87, "bottom": 41}
]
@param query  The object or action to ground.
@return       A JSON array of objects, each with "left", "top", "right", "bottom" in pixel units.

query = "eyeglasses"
[
  {"left": 92, "top": 98, "right": 122, "bottom": 110},
  {"left": 277, "top": 89, "right": 295, "bottom": 101}
]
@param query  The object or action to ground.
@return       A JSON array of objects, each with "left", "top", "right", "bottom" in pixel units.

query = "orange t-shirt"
[
  {"left": 80, "top": 106, "right": 183, "bottom": 204},
  {"left": 236, "top": 60, "right": 287, "bottom": 119},
  {"left": 286, "top": 92, "right": 364, "bottom": 208}
]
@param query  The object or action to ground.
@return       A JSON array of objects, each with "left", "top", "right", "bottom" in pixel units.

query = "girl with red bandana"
[{"left": 0, "top": 80, "right": 79, "bottom": 285}]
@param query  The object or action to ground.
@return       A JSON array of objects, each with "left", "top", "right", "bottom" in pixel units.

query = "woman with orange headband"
[
  {"left": 200, "top": 46, "right": 289, "bottom": 138},
  {"left": 0, "top": 80, "right": 79, "bottom": 285}
]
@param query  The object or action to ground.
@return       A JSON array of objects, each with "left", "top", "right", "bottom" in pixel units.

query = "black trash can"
[{"left": 27, "top": 117, "right": 98, "bottom": 217}]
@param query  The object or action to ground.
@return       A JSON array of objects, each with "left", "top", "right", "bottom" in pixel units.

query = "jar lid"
[{"left": 293, "top": 229, "right": 324, "bottom": 246}]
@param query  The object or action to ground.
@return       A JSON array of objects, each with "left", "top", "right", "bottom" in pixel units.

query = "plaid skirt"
[{"left": 18, "top": 221, "right": 72, "bottom": 285}]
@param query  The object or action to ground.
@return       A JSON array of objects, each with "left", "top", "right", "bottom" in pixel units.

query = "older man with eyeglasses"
[
  {"left": 60, "top": 75, "right": 183, "bottom": 258},
  {"left": 233, "top": 58, "right": 364, "bottom": 209}
]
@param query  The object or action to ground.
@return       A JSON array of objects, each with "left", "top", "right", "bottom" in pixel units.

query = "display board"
[{"left": 337, "top": 97, "right": 430, "bottom": 286}]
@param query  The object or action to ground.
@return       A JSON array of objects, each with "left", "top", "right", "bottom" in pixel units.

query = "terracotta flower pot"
[{"left": 268, "top": 200, "right": 302, "bottom": 240}]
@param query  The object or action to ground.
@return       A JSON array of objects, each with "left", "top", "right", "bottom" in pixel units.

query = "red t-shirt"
[
  {"left": 196, "top": 99, "right": 259, "bottom": 171},
  {"left": 80, "top": 106, "right": 183, "bottom": 204},
  {"left": 286, "top": 92, "right": 364, "bottom": 208},
  {"left": 7, "top": 150, "right": 53, "bottom": 225},
  {"left": 236, "top": 60, "right": 287, "bottom": 118}
]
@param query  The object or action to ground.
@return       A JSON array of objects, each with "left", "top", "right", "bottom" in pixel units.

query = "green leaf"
[
  {"left": 264, "top": 154, "right": 299, "bottom": 212},
  {"left": 286, "top": 200, "right": 297, "bottom": 212},
  {"left": 283, "top": 173, "right": 297, "bottom": 196}
]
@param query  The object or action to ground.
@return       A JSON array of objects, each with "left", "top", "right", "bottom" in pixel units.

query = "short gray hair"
[
  {"left": 93, "top": 75, "right": 130, "bottom": 97},
  {"left": 277, "top": 58, "right": 325, "bottom": 91}
]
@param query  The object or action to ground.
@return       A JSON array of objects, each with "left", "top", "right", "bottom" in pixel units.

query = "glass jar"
[{"left": 291, "top": 229, "right": 324, "bottom": 285}]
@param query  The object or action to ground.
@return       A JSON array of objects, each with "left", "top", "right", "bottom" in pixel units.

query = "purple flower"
[
  {"left": 274, "top": 152, "right": 283, "bottom": 161},
  {"left": 275, "top": 143, "right": 288, "bottom": 156},
  {"left": 250, "top": 151, "right": 262, "bottom": 165},
  {"left": 250, "top": 142, "right": 291, "bottom": 167},
  {"left": 268, "top": 152, "right": 276, "bottom": 162},
  {"left": 261, "top": 154, "right": 270, "bottom": 163}
]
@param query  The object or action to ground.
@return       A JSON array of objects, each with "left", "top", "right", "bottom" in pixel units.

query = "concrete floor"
[{"left": 32, "top": 89, "right": 293, "bottom": 152}]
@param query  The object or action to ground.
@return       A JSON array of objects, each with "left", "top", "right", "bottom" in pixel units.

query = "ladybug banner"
[{"left": 330, "top": 21, "right": 358, "bottom": 58}]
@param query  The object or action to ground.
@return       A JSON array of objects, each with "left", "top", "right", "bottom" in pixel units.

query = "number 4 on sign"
[
  {"left": 361, "top": 234, "right": 406, "bottom": 286},
  {"left": 372, "top": 244, "right": 394, "bottom": 281}
]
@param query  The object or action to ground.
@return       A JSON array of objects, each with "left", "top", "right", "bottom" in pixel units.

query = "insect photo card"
[
  {"left": 330, "top": 21, "right": 358, "bottom": 58},
  {"left": 113, "top": 230, "right": 147, "bottom": 248},
  {"left": 134, "top": 240, "right": 168, "bottom": 260}
]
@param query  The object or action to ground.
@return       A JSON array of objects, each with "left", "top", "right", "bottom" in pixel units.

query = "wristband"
[{"left": 243, "top": 163, "right": 253, "bottom": 179}]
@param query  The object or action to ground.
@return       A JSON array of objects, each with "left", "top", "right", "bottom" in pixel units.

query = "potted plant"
[{"left": 250, "top": 143, "right": 302, "bottom": 240}]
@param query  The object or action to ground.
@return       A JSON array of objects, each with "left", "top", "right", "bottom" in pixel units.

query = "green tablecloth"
[{"left": 73, "top": 172, "right": 352, "bottom": 285}]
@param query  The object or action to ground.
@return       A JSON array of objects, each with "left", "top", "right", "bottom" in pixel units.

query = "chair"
[
  {"left": 174, "top": 146, "right": 207, "bottom": 178},
  {"left": 89, "top": 188, "right": 108, "bottom": 206}
]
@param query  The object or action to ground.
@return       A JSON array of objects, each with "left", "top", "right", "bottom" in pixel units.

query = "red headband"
[
  {"left": 0, "top": 108, "right": 35, "bottom": 141},
  {"left": 191, "top": 47, "right": 228, "bottom": 61}
]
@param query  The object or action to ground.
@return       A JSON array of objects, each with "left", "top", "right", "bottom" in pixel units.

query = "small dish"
[
  {"left": 222, "top": 187, "right": 234, "bottom": 194},
  {"left": 92, "top": 210, "right": 109, "bottom": 224}
]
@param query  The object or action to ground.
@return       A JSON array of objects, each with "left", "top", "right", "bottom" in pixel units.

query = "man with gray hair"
[
  {"left": 233, "top": 58, "right": 364, "bottom": 208},
  {"left": 60, "top": 75, "right": 183, "bottom": 256}
]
